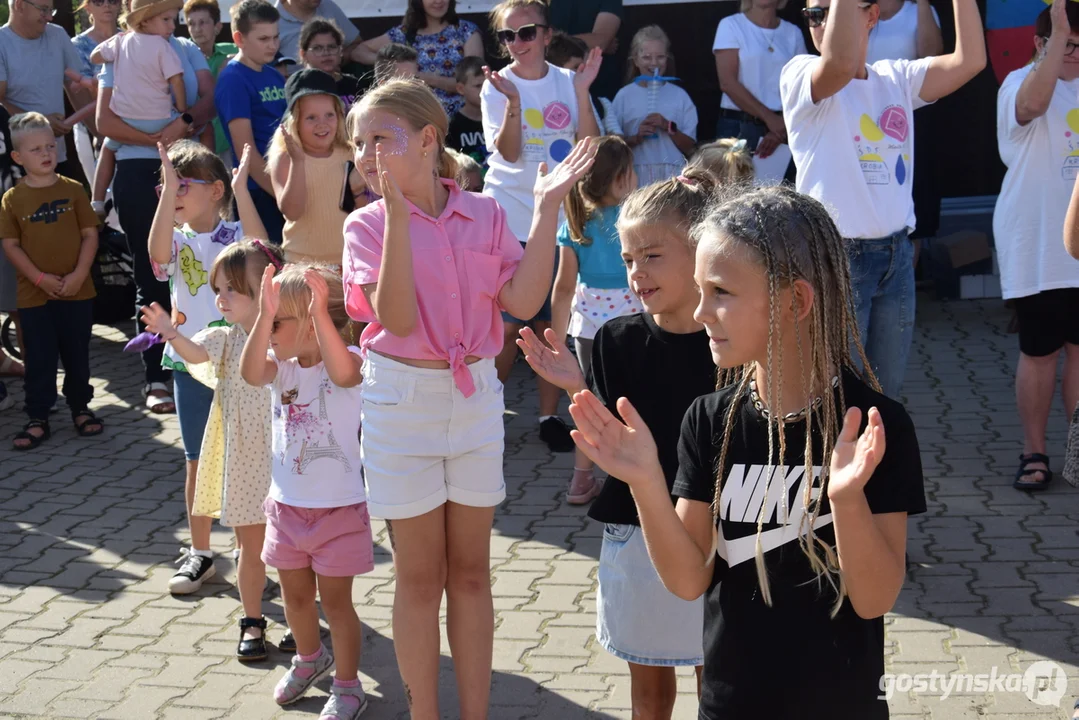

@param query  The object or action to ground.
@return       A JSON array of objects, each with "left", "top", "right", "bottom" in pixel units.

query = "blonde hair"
[
  {"left": 445, "top": 148, "right": 483, "bottom": 190},
  {"left": 489, "top": 0, "right": 550, "bottom": 57},
  {"left": 346, "top": 79, "right": 459, "bottom": 181},
  {"left": 740, "top": 0, "right": 789, "bottom": 11},
  {"left": 276, "top": 264, "right": 350, "bottom": 340},
  {"left": 564, "top": 136, "right": 633, "bottom": 245},
  {"left": 625, "top": 24, "right": 673, "bottom": 83},
  {"left": 692, "top": 185, "right": 877, "bottom": 618},
  {"left": 209, "top": 239, "right": 284, "bottom": 298},
  {"left": 267, "top": 94, "right": 351, "bottom": 168},
  {"left": 616, "top": 164, "right": 718, "bottom": 246},
  {"left": 9, "top": 112, "right": 52, "bottom": 149},
  {"left": 688, "top": 138, "right": 755, "bottom": 186}
]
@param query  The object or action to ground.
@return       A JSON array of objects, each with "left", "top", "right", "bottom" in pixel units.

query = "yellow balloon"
[
  {"left": 1067, "top": 108, "right": 1079, "bottom": 134},
  {"left": 860, "top": 114, "right": 884, "bottom": 142},
  {"left": 524, "top": 108, "right": 544, "bottom": 130}
]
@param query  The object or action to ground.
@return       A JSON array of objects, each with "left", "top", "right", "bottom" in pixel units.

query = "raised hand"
[
  {"left": 569, "top": 390, "right": 662, "bottom": 487},
  {"left": 139, "top": 302, "right": 177, "bottom": 339},
  {"left": 533, "top": 135, "right": 598, "bottom": 207},
  {"left": 573, "top": 46, "right": 603, "bottom": 92},
  {"left": 516, "top": 326, "right": 586, "bottom": 393},
  {"left": 231, "top": 144, "right": 253, "bottom": 192},
  {"left": 483, "top": 65, "right": 520, "bottom": 104},
  {"left": 1051, "top": 0, "right": 1069, "bottom": 38},
  {"left": 304, "top": 267, "right": 329, "bottom": 318},
  {"left": 258, "top": 264, "right": 280, "bottom": 319},
  {"left": 827, "top": 407, "right": 886, "bottom": 505},
  {"left": 157, "top": 142, "right": 179, "bottom": 194},
  {"left": 282, "top": 131, "right": 304, "bottom": 161},
  {"left": 375, "top": 143, "right": 407, "bottom": 215}
]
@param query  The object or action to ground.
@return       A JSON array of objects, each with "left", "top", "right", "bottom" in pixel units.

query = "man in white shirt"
[{"left": 780, "top": 0, "right": 985, "bottom": 397}]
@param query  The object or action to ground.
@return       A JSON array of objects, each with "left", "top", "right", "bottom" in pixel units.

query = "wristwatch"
[
  {"left": 668, "top": 120, "right": 678, "bottom": 134},
  {"left": 181, "top": 112, "right": 194, "bottom": 126}
]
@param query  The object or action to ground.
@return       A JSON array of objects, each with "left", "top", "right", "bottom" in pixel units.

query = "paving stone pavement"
[{"left": 0, "top": 297, "right": 1078, "bottom": 719}]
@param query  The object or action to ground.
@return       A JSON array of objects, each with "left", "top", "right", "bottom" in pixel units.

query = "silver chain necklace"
[{"left": 748, "top": 375, "right": 839, "bottom": 422}]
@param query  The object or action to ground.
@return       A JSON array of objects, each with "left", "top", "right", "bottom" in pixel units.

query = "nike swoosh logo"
[{"left": 719, "top": 513, "right": 834, "bottom": 567}]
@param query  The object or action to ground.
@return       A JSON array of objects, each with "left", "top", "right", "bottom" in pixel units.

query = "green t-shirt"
[{"left": 207, "top": 43, "right": 239, "bottom": 156}]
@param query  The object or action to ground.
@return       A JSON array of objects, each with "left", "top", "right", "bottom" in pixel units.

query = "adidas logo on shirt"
[
  {"left": 718, "top": 463, "right": 833, "bottom": 567},
  {"left": 259, "top": 86, "right": 286, "bottom": 103}
]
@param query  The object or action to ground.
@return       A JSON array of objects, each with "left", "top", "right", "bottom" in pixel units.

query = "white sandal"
[{"left": 143, "top": 382, "right": 175, "bottom": 414}]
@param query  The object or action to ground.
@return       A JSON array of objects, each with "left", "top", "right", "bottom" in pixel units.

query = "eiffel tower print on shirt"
[{"left": 285, "top": 378, "right": 352, "bottom": 476}]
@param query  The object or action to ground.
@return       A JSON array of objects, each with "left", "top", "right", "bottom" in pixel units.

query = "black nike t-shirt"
[
  {"left": 447, "top": 110, "right": 488, "bottom": 171},
  {"left": 672, "top": 368, "right": 925, "bottom": 720},
  {"left": 586, "top": 313, "right": 715, "bottom": 525}
]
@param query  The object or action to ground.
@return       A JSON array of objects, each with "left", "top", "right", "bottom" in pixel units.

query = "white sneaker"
[{"left": 168, "top": 548, "right": 216, "bottom": 594}]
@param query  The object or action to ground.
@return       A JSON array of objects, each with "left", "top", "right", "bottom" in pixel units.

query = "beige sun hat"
[{"left": 124, "top": 0, "right": 183, "bottom": 29}]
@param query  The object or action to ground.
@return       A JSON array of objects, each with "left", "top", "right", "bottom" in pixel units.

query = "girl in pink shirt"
[{"left": 342, "top": 78, "right": 596, "bottom": 719}]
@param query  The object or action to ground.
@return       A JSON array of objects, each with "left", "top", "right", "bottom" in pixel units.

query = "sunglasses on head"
[
  {"left": 496, "top": 23, "right": 547, "bottom": 45},
  {"left": 801, "top": 3, "right": 872, "bottom": 28},
  {"left": 154, "top": 178, "right": 209, "bottom": 199}
]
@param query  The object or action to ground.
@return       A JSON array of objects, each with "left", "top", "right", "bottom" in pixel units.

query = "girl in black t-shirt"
[
  {"left": 516, "top": 166, "right": 718, "bottom": 718},
  {"left": 568, "top": 185, "right": 926, "bottom": 720}
]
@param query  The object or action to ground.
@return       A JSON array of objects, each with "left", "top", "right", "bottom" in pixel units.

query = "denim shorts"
[
  {"left": 174, "top": 370, "right": 214, "bottom": 461},
  {"left": 501, "top": 241, "right": 557, "bottom": 325},
  {"left": 596, "top": 523, "right": 704, "bottom": 667}
]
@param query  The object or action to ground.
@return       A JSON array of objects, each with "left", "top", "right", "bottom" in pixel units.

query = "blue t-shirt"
[
  {"left": 556, "top": 205, "right": 627, "bottom": 289},
  {"left": 101, "top": 36, "right": 208, "bottom": 161},
  {"left": 215, "top": 60, "right": 286, "bottom": 177}
]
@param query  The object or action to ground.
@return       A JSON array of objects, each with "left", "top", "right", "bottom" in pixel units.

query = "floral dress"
[
  {"left": 388, "top": 20, "right": 479, "bottom": 116},
  {"left": 189, "top": 325, "right": 273, "bottom": 527}
]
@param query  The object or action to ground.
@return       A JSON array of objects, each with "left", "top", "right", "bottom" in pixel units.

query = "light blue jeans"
[{"left": 847, "top": 230, "right": 915, "bottom": 399}]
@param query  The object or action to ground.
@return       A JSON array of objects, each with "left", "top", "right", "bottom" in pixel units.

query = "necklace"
[
  {"left": 749, "top": 15, "right": 780, "bottom": 52},
  {"left": 748, "top": 375, "right": 839, "bottom": 422}
]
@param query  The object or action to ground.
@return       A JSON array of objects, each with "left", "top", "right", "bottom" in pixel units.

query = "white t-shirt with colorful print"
[
  {"left": 993, "top": 65, "right": 1079, "bottom": 299},
  {"left": 780, "top": 55, "right": 932, "bottom": 240},
  {"left": 482, "top": 62, "right": 590, "bottom": 242},
  {"left": 153, "top": 220, "right": 241, "bottom": 371}
]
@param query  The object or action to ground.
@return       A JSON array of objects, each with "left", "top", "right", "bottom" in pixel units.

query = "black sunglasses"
[
  {"left": 1039, "top": 36, "right": 1079, "bottom": 56},
  {"left": 496, "top": 23, "right": 547, "bottom": 45},
  {"left": 801, "top": 3, "right": 871, "bottom": 28}
]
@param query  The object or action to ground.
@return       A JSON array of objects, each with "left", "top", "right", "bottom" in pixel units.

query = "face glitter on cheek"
[{"left": 380, "top": 122, "right": 409, "bottom": 156}]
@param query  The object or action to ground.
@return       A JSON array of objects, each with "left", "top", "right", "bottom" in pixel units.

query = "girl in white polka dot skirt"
[
  {"left": 550, "top": 135, "right": 643, "bottom": 504},
  {"left": 140, "top": 239, "right": 289, "bottom": 663}
]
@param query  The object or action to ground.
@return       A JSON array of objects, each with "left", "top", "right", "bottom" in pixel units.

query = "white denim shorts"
[
  {"left": 597, "top": 523, "right": 705, "bottom": 667},
  {"left": 360, "top": 353, "right": 507, "bottom": 520}
]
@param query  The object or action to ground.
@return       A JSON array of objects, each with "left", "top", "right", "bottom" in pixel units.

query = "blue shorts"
[
  {"left": 174, "top": 370, "right": 214, "bottom": 461},
  {"left": 501, "top": 241, "right": 558, "bottom": 325}
]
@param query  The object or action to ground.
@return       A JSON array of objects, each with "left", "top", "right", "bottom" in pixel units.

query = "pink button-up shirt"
[{"left": 343, "top": 180, "right": 524, "bottom": 397}]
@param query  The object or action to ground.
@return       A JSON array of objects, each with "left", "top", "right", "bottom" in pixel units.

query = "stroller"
[{"left": 92, "top": 217, "right": 137, "bottom": 325}]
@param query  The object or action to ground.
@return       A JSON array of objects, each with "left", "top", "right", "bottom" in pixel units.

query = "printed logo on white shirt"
[
  {"left": 855, "top": 105, "right": 911, "bottom": 186},
  {"left": 1062, "top": 108, "right": 1079, "bottom": 180}
]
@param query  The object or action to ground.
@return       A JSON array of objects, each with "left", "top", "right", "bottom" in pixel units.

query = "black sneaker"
[
  {"left": 168, "top": 548, "right": 216, "bottom": 594},
  {"left": 539, "top": 417, "right": 575, "bottom": 453}
]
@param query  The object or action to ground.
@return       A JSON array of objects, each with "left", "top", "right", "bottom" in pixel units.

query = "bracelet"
[{"left": 34, "top": 272, "right": 44, "bottom": 287}]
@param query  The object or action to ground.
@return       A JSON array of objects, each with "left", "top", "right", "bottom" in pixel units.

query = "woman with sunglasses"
[
  {"left": 353, "top": 0, "right": 483, "bottom": 116},
  {"left": 779, "top": 0, "right": 984, "bottom": 399},
  {"left": 1000, "top": 0, "right": 1079, "bottom": 492},
  {"left": 482, "top": 0, "right": 602, "bottom": 453},
  {"left": 712, "top": 0, "right": 805, "bottom": 171}
]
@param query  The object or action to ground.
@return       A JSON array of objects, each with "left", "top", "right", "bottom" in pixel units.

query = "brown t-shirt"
[{"left": 0, "top": 176, "right": 98, "bottom": 308}]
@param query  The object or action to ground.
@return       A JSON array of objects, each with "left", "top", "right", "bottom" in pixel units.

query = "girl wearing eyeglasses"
[
  {"left": 1002, "top": 0, "right": 1079, "bottom": 492},
  {"left": 299, "top": 18, "right": 365, "bottom": 110},
  {"left": 779, "top": 0, "right": 985, "bottom": 400},
  {"left": 481, "top": 0, "right": 602, "bottom": 451}
]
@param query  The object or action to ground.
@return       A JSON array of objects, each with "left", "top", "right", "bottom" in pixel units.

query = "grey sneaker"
[
  {"left": 319, "top": 682, "right": 369, "bottom": 719},
  {"left": 274, "top": 645, "right": 334, "bottom": 705}
]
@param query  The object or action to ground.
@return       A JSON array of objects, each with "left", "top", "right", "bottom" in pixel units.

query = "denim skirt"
[{"left": 596, "top": 522, "right": 705, "bottom": 667}]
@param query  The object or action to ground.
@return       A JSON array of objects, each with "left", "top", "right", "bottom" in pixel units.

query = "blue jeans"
[
  {"left": 174, "top": 370, "right": 214, "bottom": 461},
  {"left": 848, "top": 231, "right": 915, "bottom": 399}
]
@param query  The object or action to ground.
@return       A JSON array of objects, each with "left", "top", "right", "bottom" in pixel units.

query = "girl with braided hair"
[{"left": 569, "top": 185, "right": 926, "bottom": 719}]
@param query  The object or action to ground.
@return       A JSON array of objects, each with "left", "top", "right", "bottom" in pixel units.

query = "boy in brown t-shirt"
[{"left": 0, "top": 112, "right": 102, "bottom": 450}]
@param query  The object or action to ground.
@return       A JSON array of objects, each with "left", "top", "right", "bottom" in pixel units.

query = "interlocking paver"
[{"left": 0, "top": 300, "right": 1077, "bottom": 718}]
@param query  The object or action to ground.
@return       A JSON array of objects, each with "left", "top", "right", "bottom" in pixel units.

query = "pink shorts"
[{"left": 261, "top": 498, "right": 375, "bottom": 577}]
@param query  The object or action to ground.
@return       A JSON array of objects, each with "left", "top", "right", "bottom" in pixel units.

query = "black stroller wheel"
[{"left": 1, "top": 314, "right": 19, "bottom": 361}]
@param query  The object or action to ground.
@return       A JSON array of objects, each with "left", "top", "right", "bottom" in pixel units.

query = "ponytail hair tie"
[
  {"left": 676, "top": 174, "right": 698, "bottom": 186},
  {"left": 730, "top": 138, "right": 748, "bottom": 153},
  {"left": 252, "top": 239, "right": 283, "bottom": 270}
]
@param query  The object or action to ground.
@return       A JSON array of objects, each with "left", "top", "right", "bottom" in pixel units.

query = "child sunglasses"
[
  {"left": 801, "top": 3, "right": 872, "bottom": 28},
  {"left": 496, "top": 23, "right": 547, "bottom": 45},
  {"left": 154, "top": 178, "right": 210, "bottom": 199}
]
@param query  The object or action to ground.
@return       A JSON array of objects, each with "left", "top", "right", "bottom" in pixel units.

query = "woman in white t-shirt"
[
  {"left": 713, "top": 0, "right": 805, "bottom": 164},
  {"left": 779, "top": 0, "right": 984, "bottom": 399},
  {"left": 611, "top": 25, "right": 698, "bottom": 185},
  {"left": 481, "top": 0, "right": 601, "bottom": 453},
  {"left": 995, "top": 0, "right": 1079, "bottom": 492},
  {"left": 867, "top": 0, "right": 943, "bottom": 63}
]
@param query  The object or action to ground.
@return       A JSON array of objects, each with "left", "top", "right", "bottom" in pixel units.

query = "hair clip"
[
  {"left": 676, "top": 174, "right": 697, "bottom": 186},
  {"left": 252, "top": 239, "right": 283, "bottom": 270},
  {"left": 730, "top": 138, "right": 748, "bottom": 153}
]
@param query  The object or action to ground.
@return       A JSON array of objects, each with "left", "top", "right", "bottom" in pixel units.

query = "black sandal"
[
  {"left": 72, "top": 410, "right": 104, "bottom": 437},
  {"left": 278, "top": 628, "right": 296, "bottom": 654},
  {"left": 13, "top": 419, "right": 50, "bottom": 451},
  {"left": 236, "top": 617, "right": 267, "bottom": 662},
  {"left": 1014, "top": 453, "right": 1053, "bottom": 492}
]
